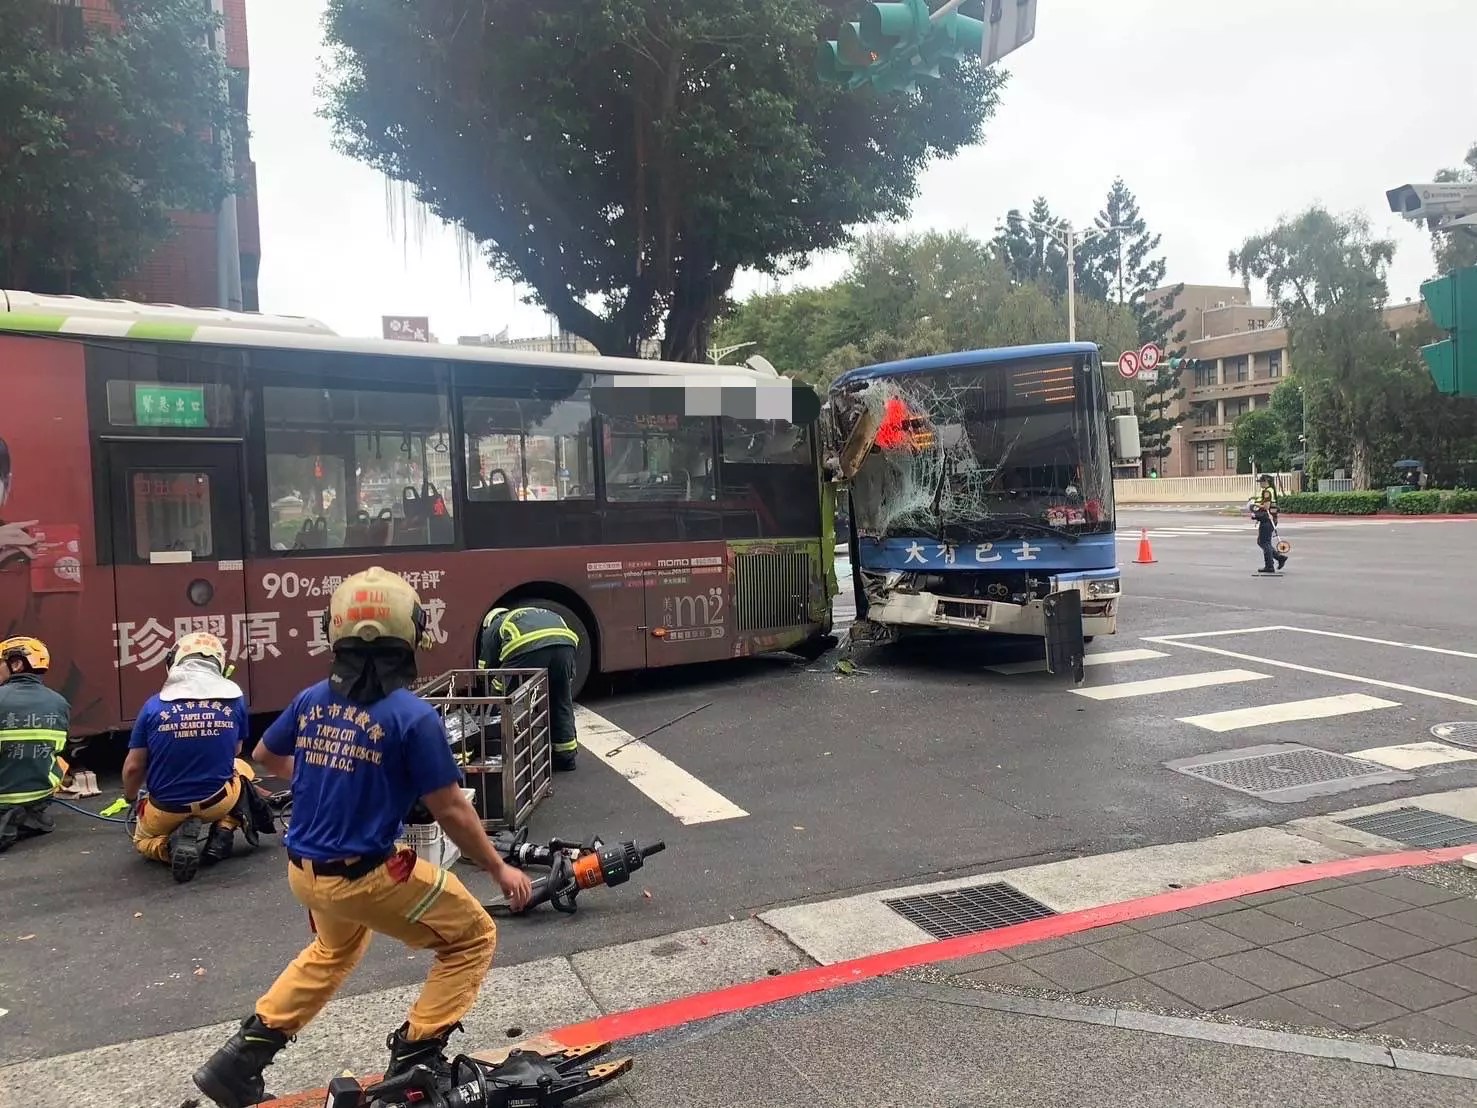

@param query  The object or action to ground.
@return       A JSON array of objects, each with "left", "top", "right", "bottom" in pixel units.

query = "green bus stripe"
[
  {"left": 126, "top": 321, "right": 198, "bottom": 340},
  {"left": 0, "top": 314, "right": 67, "bottom": 332}
]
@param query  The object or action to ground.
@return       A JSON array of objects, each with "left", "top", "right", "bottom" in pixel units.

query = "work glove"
[{"left": 100, "top": 796, "right": 131, "bottom": 818}]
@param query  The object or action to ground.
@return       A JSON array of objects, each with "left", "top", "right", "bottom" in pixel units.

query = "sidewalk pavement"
[
  {"left": 251, "top": 851, "right": 1477, "bottom": 1107},
  {"left": 587, "top": 861, "right": 1477, "bottom": 1107}
]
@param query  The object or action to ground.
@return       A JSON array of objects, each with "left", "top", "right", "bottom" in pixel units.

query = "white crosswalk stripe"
[
  {"left": 986, "top": 648, "right": 1167, "bottom": 675},
  {"left": 1177, "top": 693, "right": 1401, "bottom": 732},
  {"left": 1071, "top": 668, "right": 1270, "bottom": 701}
]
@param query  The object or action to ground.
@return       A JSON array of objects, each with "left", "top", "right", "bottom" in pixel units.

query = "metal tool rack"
[{"left": 415, "top": 668, "right": 553, "bottom": 832}]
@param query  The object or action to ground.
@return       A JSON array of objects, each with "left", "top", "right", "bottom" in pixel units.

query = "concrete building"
[
  {"left": 1149, "top": 284, "right": 1426, "bottom": 477},
  {"left": 80, "top": 0, "right": 260, "bottom": 311}
]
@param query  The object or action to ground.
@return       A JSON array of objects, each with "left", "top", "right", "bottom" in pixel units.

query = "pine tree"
[{"left": 991, "top": 197, "right": 1068, "bottom": 294}]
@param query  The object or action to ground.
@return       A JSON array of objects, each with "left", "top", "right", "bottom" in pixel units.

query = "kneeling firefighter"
[
  {"left": 122, "top": 632, "right": 275, "bottom": 884},
  {"left": 193, "top": 567, "right": 532, "bottom": 1108},
  {"left": 0, "top": 637, "right": 70, "bottom": 853},
  {"left": 476, "top": 604, "right": 581, "bottom": 771}
]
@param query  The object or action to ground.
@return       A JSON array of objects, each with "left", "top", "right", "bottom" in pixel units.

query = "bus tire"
[
  {"left": 518, "top": 597, "right": 594, "bottom": 701},
  {"left": 1083, "top": 636, "right": 1095, "bottom": 644}
]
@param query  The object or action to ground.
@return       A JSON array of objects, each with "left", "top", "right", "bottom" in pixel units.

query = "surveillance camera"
[{"left": 1386, "top": 182, "right": 1477, "bottom": 222}]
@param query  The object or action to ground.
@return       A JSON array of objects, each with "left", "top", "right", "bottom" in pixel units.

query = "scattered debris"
[
  {"left": 642, "top": 888, "right": 652, "bottom": 899},
  {"left": 193, "top": 967, "right": 207, "bottom": 978},
  {"left": 834, "top": 659, "right": 857, "bottom": 676},
  {"left": 17, "top": 934, "right": 35, "bottom": 942},
  {"left": 793, "top": 825, "right": 805, "bottom": 831},
  {"left": 133, "top": 912, "right": 143, "bottom": 919}
]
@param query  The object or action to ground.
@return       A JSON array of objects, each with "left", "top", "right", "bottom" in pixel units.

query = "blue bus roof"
[{"left": 830, "top": 342, "right": 1099, "bottom": 388}]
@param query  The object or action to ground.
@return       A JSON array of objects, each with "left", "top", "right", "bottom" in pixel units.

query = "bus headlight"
[{"left": 1086, "top": 578, "right": 1120, "bottom": 598}]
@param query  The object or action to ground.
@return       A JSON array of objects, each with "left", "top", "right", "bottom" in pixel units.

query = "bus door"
[{"left": 105, "top": 441, "right": 251, "bottom": 720}]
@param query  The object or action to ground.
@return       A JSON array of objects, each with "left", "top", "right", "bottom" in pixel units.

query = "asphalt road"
[{"left": 5, "top": 508, "right": 1477, "bottom": 1065}]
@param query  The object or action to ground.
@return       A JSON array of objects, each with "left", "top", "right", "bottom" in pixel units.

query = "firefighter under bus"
[{"left": 824, "top": 343, "right": 1141, "bottom": 656}]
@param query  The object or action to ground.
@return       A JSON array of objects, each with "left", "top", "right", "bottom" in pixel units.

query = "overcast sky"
[{"left": 244, "top": 0, "right": 1477, "bottom": 342}]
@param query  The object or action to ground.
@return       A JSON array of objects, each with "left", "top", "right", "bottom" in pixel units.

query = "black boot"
[
  {"left": 553, "top": 752, "right": 577, "bottom": 773},
  {"left": 192, "top": 1014, "right": 290, "bottom": 1107},
  {"left": 170, "top": 817, "right": 207, "bottom": 883},
  {"left": 384, "top": 1020, "right": 464, "bottom": 1082},
  {"left": 200, "top": 823, "right": 235, "bottom": 867}
]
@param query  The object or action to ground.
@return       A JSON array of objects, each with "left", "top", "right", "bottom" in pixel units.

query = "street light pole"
[{"left": 1005, "top": 220, "right": 1134, "bottom": 342}]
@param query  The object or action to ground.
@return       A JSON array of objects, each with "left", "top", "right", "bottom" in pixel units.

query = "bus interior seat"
[
  {"left": 344, "top": 509, "right": 372, "bottom": 547},
  {"left": 368, "top": 508, "right": 393, "bottom": 547}
]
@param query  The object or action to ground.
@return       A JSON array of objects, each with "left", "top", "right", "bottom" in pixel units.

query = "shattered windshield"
[{"left": 836, "top": 357, "right": 1114, "bottom": 542}]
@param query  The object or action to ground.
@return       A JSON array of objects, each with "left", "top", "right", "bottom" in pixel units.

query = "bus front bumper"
[{"left": 865, "top": 574, "right": 1120, "bottom": 637}]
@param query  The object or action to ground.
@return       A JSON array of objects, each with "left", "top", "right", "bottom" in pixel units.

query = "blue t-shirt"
[
  {"left": 262, "top": 681, "right": 461, "bottom": 862},
  {"left": 128, "top": 695, "right": 248, "bottom": 807}
]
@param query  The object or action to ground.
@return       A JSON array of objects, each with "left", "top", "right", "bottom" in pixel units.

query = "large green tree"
[
  {"left": 320, "top": 0, "right": 1004, "bottom": 362},
  {"left": 1230, "top": 409, "right": 1288, "bottom": 474},
  {"left": 1230, "top": 207, "right": 1401, "bottom": 489},
  {"left": 713, "top": 229, "right": 1138, "bottom": 387},
  {"left": 1427, "top": 141, "right": 1477, "bottom": 276},
  {"left": 0, "top": 0, "right": 241, "bottom": 294}
]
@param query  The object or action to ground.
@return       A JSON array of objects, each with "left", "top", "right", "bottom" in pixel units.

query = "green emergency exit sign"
[{"left": 135, "top": 384, "right": 207, "bottom": 428}]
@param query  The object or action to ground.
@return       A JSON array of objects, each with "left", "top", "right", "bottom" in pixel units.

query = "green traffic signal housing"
[
  {"left": 1419, "top": 265, "right": 1477, "bottom": 397},
  {"left": 817, "top": 0, "right": 986, "bottom": 93}
]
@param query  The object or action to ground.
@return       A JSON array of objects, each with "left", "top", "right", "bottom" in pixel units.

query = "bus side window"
[
  {"left": 463, "top": 391, "right": 595, "bottom": 503},
  {"left": 603, "top": 415, "right": 715, "bottom": 502},
  {"left": 260, "top": 383, "right": 455, "bottom": 551}
]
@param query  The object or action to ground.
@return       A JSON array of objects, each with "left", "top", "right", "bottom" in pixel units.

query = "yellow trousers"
[
  {"left": 132, "top": 758, "right": 252, "bottom": 863},
  {"left": 256, "top": 853, "right": 497, "bottom": 1040}
]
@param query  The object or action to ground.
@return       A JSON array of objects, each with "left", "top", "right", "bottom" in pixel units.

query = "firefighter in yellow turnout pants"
[
  {"left": 476, "top": 605, "right": 581, "bottom": 771},
  {"left": 0, "top": 638, "right": 69, "bottom": 853},
  {"left": 122, "top": 632, "right": 270, "bottom": 884},
  {"left": 193, "top": 568, "right": 531, "bottom": 1108}
]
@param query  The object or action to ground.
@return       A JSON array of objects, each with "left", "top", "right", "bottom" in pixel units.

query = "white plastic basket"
[{"left": 402, "top": 788, "right": 474, "bottom": 869}]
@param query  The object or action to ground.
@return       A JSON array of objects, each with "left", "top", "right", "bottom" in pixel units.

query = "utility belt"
[
  {"left": 147, "top": 780, "right": 232, "bottom": 815},
  {"left": 289, "top": 849, "right": 393, "bottom": 880}
]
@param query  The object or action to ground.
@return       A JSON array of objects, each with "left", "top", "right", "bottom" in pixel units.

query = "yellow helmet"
[
  {"left": 324, "top": 567, "right": 430, "bottom": 649},
  {"left": 168, "top": 631, "right": 228, "bottom": 671},
  {"left": 0, "top": 636, "right": 50, "bottom": 673}
]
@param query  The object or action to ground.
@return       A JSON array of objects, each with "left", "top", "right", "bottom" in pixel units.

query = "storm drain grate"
[
  {"left": 1165, "top": 743, "right": 1412, "bottom": 803},
  {"left": 1336, "top": 806, "right": 1477, "bottom": 849},
  {"left": 883, "top": 882, "right": 1057, "bottom": 940},
  {"left": 1431, "top": 722, "right": 1477, "bottom": 751}
]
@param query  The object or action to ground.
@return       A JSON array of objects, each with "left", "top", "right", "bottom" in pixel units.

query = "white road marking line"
[
  {"left": 1350, "top": 741, "right": 1477, "bottom": 770},
  {"left": 1070, "top": 668, "right": 1270, "bottom": 701},
  {"left": 1142, "top": 635, "right": 1477, "bottom": 709},
  {"left": 574, "top": 705, "right": 748, "bottom": 825},
  {"left": 1151, "top": 625, "right": 1297, "bottom": 640},
  {"left": 1270, "top": 625, "right": 1477, "bottom": 661},
  {"left": 987, "top": 648, "right": 1168, "bottom": 675},
  {"left": 1177, "top": 693, "right": 1401, "bottom": 733}
]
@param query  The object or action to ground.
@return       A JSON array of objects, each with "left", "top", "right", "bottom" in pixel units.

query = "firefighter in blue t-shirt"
[
  {"left": 122, "top": 632, "right": 267, "bottom": 884},
  {"left": 193, "top": 568, "right": 532, "bottom": 1108}
]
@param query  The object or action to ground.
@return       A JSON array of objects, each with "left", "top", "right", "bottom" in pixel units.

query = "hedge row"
[
  {"left": 1393, "top": 488, "right": 1477, "bottom": 514},
  {"left": 1276, "top": 492, "right": 1384, "bottom": 515},
  {"left": 1276, "top": 489, "right": 1477, "bottom": 515}
]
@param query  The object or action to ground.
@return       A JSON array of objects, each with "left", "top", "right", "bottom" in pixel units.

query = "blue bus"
[{"left": 824, "top": 343, "right": 1140, "bottom": 665}]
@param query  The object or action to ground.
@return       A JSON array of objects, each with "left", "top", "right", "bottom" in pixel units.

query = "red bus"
[{"left": 0, "top": 291, "right": 835, "bottom": 743}]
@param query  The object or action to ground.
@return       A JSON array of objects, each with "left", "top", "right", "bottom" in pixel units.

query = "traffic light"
[
  {"left": 817, "top": 0, "right": 986, "bottom": 94},
  {"left": 1419, "top": 265, "right": 1477, "bottom": 397}
]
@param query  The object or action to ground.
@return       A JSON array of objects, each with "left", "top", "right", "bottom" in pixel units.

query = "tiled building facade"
[{"left": 1149, "top": 284, "right": 1425, "bottom": 477}]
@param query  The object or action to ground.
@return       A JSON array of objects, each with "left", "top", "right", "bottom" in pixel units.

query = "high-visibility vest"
[
  {"left": 477, "top": 606, "right": 579, "bottom": 668},
  {"left": 0, "top": 674, "right": 70, "bottom": 807}
]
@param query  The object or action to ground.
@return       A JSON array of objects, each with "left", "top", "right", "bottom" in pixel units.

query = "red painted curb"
[
  {"left": 545, "top": 844, "right": 1477, "bottom": 1047},
  {"left": 262, "top": 843, "right": 1475, "bottom": 1105}
]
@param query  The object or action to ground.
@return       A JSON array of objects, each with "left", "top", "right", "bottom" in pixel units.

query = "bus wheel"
[
  {"left": 521, "top": 598, "right": 594, "bottom": 700},
  {"left": 1083, "top": 636, "right": 1095, "bottom": 644}
]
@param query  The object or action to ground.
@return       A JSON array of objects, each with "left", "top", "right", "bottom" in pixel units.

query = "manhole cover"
[
  {"left": 883, "top": 882, "right": 1057, "bottom": 940},
  {"left": 1336, "top": 807, "right": 1477, "bottom": 849},
  {"left": 1431, "top": 722, "right": 1477, "bottom": 751},
  {"left": 1165, "top": 743, "right": 1412, "bottom": 803}
]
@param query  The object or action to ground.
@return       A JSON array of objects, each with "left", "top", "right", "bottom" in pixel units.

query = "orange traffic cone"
[{"left": 1133, "top": 527, "right": 1157, "bottom": 564}]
